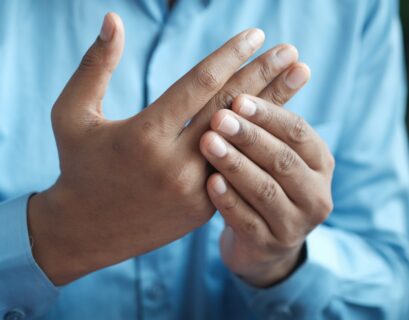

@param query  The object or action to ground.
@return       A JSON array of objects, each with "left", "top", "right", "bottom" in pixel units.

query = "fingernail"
[
  {"left": 207, "top": 135, "right": 227, "bottom": 158},
  {"left": 285, "top": 66, "right": 309, "bottom": 89},
  {"left": 212, "top": 176, "right": 227, "bottom": 195},
  {"left": 245, "top": 29, "right": 265, "bottom": 49},
  {"left": 238, "top": 98, "right": 256, "bottom": 117},
  {"left": 100, "top": 14, "right": 114, "bottom": 42},
  {"left": 218, "top": 115, "right": 240, "bottom": 136},
  {"left": 275, "top": 46, "right": 298, "bottom": 68}
]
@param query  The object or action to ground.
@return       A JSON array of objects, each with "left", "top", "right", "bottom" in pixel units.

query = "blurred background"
[{"left": 400, "top": 1, "right": 409, "bottom": 128}]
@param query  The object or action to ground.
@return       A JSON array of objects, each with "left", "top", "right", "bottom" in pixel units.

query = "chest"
[{"left": 0, "top": 0, "right": 357, "bottom": 197}]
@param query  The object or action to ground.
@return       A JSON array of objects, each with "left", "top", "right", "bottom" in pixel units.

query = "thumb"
[{"left": 54, "top": 12, "right": 124, "bottom": 123}]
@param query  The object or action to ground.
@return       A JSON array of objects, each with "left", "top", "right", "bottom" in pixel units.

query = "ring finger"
[{"left": 200, "top": 131, "right": 299, "bottom": 235}]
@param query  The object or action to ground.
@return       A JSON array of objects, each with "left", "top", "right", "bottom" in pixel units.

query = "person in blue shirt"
[{"left": 1, "top": 0, "right": 409, "bottom": 319}]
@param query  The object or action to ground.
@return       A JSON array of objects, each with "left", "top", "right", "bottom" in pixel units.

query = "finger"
[
  {"left": 232, "top": 95, "right": 335, "bottom": 172},
  {"left": 54, "top": 13, "right": 124, "bottom": 124},
  {"left": 209, "top": 109, "right": 324, "bottom": 209},
  {"left": 147, "top": 28, "right": 265, "bottom": 136},
  {"left": 207, "top": 174, "right": 273, "bottom": 243},
  {"left": 200, "top": 131, "right": 298, "bottom": 231},
  {"left": 183, "top": 44, "right": 298, "bottom": 139},
  {"left": 258, "top": 63, "right": 310, "bottom": 106}
]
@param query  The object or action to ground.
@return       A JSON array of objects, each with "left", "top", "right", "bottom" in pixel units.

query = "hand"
[
  {"left": 200, "top": 87, "right": 335, "bottom": 287},
  {"left": 28, "top": 13, "right": 300, "bottom": 285}
]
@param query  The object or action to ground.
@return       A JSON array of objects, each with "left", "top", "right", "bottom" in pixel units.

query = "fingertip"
[
  {"left": 210, "top": 108, "right": 233, "bottom": 131},
  {"left": 244, "top": 28, "right": 265, "bottom": 50},
  {"left": 285, "top": 62, "right": 311, "bottom": 90},
  {"left": 207, "top": 173, "right": 228, "bottom": 197},
  {"left": 99, "top": 14, "right": 114, "bottom": 42},
  {"left": 254, "top": 28, "right": 266, "bottom": 43},
  {"left": 232, "top": 94, "right": 257, "bottom": 117},
  {"left": 199, "top": 131, "right": 227, "bottom": 158},
  {"left": 107, "top": 12, "right": 121, "bottom": 23},
  {"left": 299, "top": 62, "right": 311, "bottom": 79},
  {"left": 231, "top": 94, "right": 247, "bottom": 111},
  {"left": 199, "top": 130, "right": 215, "bottom": 153},
  {"left": 108, "top": 12, "right": 124, "bottom": 36},
  {"left": 99, "top": 12, "right": 124, "bottom": 43},
  {"left": 281, "top": 44, "right": 299, "bottom": 61},
  {"left": 254, "top": 28, "right": 265, "bottom": 37}
]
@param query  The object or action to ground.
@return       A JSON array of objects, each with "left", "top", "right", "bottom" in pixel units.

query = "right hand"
[{"left": 28, "top": 13, "right": 300, "bottom": 285}]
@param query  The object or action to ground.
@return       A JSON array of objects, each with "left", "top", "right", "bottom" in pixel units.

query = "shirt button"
[
  {"left": 3, "top": 309, "right": 26, "bottom": 320},
  {"left": 277, "top": 306, "right": 292, "bottom": 319},
  {"left": 268, "top": 305, "right": 293, "bottom": 319},
  {"left": 146, "top": 282, "right": 166, "bottom": 301}
]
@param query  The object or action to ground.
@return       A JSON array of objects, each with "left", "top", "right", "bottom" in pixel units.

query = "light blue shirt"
[{"left": 1, "top": 0, "right": 409, "bottom": 319}]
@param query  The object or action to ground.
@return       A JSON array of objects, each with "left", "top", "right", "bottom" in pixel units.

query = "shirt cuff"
[
  {"left": 232, "top": 227, "right": 338, "bottom": 319},
  {"left": 0, "top": 194, "right": 59, "bottom": 319}
]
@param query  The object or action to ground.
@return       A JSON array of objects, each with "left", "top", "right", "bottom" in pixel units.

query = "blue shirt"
[{"left": 1, "top": 0, "right": 409, "bottom": 319}]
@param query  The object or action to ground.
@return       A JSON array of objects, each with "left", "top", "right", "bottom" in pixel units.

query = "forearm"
[{"left": 28, "top": 189, "right": 90, "bottom": 286}]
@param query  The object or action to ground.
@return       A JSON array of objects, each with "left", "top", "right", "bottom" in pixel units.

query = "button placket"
[{"left": 146, "top": 281, "right": 166, "bottom": 302}]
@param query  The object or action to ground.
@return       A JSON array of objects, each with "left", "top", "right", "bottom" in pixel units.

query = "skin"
[
  {"left": 28, "top": 12, "right": 333, "bottom": 288},
  {"left": 201, "top": 94, "right": 335, "bottom": 286}
]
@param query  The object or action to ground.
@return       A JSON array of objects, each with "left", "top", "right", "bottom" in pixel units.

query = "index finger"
[
  {"left": 148, "top": 28, "right": 265, "bottom": 136},
  {"left": 232, "top": 95, "right": 334, "bottom": 172}
]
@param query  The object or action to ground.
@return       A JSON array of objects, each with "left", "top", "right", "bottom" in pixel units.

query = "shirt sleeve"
[
  {"left": 233, "top": 0, "right": 409, "bottom": 319},
  {"left": 0, "top": 194, "right": 59, "bottom": 319}
]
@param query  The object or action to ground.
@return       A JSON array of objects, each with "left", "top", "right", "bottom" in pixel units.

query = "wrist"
[
  {"left": 240, "top": 244, "right": 305, "bottom": 288},
  {"left": 28, "top": 186, "right": 95, "bottom": 285}
]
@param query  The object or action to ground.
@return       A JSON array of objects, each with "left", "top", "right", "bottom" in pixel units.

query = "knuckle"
[
  {"left": 133, "top": 125, "right": 159, "bottom": 155},
  {"left": 275, "top": 146, "right": 297, "bottom": 174},
  {"left": 51, "top": 102, "right": 100, "bottom": 140},
  {"left": 226, "top": 154, "right": 245, "bottom": 174},
  {"left": 249, "top": 231, "right": 276, "bottom": 252},
  {"left": 288, "top": 116, "right": 308, "bottom": 144},
  {"left": 238, "top": 124, "right": 260, "bottom": 147},
  {"left": 257, "top": 103, "right": 275, "bottom": 127},
  {"left": 240, "top": 217, "right": 259, "bottom": 235},
  {"left": 85, "top": 115, "right": 104, "bottom": 130},
  {"left": 268, "top": 87, "right": 288, "bottom": 106},
  {"left": 222, "top": 194, "right": 239, "bottom": 211},
  {"left": 255, "top": 179, "right": 278, "bottom": 204},
  {"left": 278, "top": 233, "right": 300, "bottom": 249},
  {"left": 314, "top": 194, "right": 333, "bottom": 222},
  {"left": 214, "top": 89, "right": 239, "bottom": 110},
  {"left": 168, "top": 162, "right": 198, "bottom": 197},
  {"left": 274, "top": 221, "right": 302, "bottom": 248},
  {"left": 195, "top": 66, "right": 221, "bottom": 91},
  {"left": 229, "top": 43, "right": 248, "bottom": 61},
  {"left": 259, "top": 237, "right": 275, "bottom": 252},
  {"left": 306, "top": 190, "right": 333, "bottom": 225},
  {"left": 79, "top": 47, "right": 104, "bottom": 71},
  {"left": 257, "top": 57, "right": 273, "bottom": 83}
]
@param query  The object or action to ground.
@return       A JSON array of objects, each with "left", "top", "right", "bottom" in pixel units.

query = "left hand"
[{"left": 199, "top": 68, "right": 335, "bottom": 287}]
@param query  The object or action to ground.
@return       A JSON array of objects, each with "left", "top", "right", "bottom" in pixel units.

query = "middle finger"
[
  {"left": 182, "top": 44, "right": 298, "bottom": 140},
  {"left": 209, "top": 109, "right": 322, "bottom": 210},
  {"left": 199, "top": 130, "right": 299, "bottom": 230}
]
